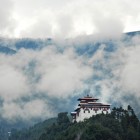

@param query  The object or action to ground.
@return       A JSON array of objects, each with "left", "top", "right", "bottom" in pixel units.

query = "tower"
[{"left": 71, "top": 94, "right": 111, "bottom": 122}]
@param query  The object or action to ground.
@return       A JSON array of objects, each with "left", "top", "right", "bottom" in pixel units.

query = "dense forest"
[{"left": 9, "top": 105, "right": 140, "bottom": 140}]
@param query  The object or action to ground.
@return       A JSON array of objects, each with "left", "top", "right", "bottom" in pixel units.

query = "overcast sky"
[{"left": 0, "top": 0, "right": 140, "bottom": 38}]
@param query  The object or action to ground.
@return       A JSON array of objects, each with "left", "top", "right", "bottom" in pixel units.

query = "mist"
[
  {"left": 0, "top": 32, "right": 140, "bottom": 122},
  {"left": 0, "top": 0, "right": 140, "bottom": 123}
]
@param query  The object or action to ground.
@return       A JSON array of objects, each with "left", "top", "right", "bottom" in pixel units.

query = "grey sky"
[{"left": 0, "top": 0, "right": 140, "bottom": 38}]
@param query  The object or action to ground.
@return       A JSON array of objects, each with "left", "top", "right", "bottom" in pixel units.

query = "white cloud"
[
  {"left": 1, "top": 99, "right": 54, "bottom": 121},
  {"left": 0, "top": 34, "right": 140, "bottom": 120},
  {"left": 36, "top": 47, "right": 93, "bottom": 97},
  {"left": 94, "top": 17, "right": 124, "bottom": 39},
  {"left": 120, "top": 46, "right": 140, "bottom": 95},
  {"left": 0, "top": 0, "right": 139, "bottom": 38},
  {"left": 0, "top": 64, "right": 30, "bottom": 101},
  {"left": 0, "top": 0, "right": 16, "bottom": 36},
  {"left": 2, "top": 102, "right": 22, "bottom": 121},
  {"left": 0, "top": 45, "right": 93, "bottom": 120}
]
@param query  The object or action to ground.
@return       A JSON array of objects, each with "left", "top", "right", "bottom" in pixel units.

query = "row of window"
[
  {"left": 83, "top": 110, "right": 109, "bottom": 114},
  {"left": 81, "top": 107, "right": 110, "bottom": 110}
]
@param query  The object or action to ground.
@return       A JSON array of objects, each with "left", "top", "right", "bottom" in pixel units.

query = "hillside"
[
  {"left": 9, "top": 106, "right": 140, "bottom": 140},
  {"left": 8, "top": 118, "right": 56, "bottom": 140},
  {"left": 0, "top": 31, "right": 140, "bottom": 139}
]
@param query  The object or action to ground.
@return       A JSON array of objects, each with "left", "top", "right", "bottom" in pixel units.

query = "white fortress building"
[{"left": 71, "top": 95, "right": 111, "bottom": 122}]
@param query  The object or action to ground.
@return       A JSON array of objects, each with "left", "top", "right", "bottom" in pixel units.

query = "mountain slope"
[
  {"left": 0, "top": 31, "right": 140, "bottom": 140},
  {"left": 8, "top": 118, "right": 56, "bottom": 140},
  {"left": 9, "top": 106, "right": 140, "bottom": 140}
]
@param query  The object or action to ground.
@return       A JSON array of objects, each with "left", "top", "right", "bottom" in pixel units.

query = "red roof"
[{"left": 78, "top": 98, "right": 99, "bottom": 101}]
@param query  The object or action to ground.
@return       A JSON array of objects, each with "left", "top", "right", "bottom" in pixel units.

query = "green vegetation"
[
  {"left": 10, "top": 106, "right": 140, "bottom": 140},
  {"left": 9, "top": 118, "right": 56, "bottom": 140}
]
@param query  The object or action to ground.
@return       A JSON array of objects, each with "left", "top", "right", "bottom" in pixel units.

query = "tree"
[
  {"left": 57, "top": 112, "right": 70, "bottom": 125},
  {"left": 126, "top": 127, "right": 139, "bottom": 140}
]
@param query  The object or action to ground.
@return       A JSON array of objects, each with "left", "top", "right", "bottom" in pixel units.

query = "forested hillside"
[
  {"left": 9, "top": 106, "right": 140, "bottom": 140},
  {"left": 0, "top": 31, "right": 140, "bottom": 140},
  {"left": 8, "top": 118, "right": 56, "bottom": 140}
]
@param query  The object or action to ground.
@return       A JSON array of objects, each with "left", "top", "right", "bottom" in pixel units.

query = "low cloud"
[
  {"left": 37, "top": 47, "right": 92, "bottom": 97},
  {"left": 120, "top": 46, "right": 140, "bottom": 96},
  {"left": 2, "top": 99, "right": 54, "bottom": 122},
  {"left": 0, "top": 44, "right": 93, "bottom": 121},
  {"left": 0, "top": 64, "right": 30, "bottom": 101},
  {"left": 0, "top": 31, "right": 140, "bottom": 122}
]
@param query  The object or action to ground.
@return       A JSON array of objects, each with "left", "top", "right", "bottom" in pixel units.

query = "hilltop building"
[{"left": 71, "top": 95, "right": 111, "bottom": 122}]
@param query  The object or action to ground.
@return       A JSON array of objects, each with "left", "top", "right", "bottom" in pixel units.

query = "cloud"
[
  {"left": 0, "top": 33, "right": 140, "bottom": 121},
  {"left": 0, "top": 0, "right": 140, "bottom": 38},
  {"left": 0, "top": 64, "right": 30, "bottom": 101},
  {"left": 0, "top": 0, "right": 16, "bottom": 37},
  {"left": 1, "top": 99, "right": 54, "bottom": 121},
  {"left": 0, "top": 44, "right": 93, "bottom": 121},
  {"left": 94, "top": 17, "right": 124, "bottom": 39},
  {"left": 0, "top": 0, "right": 140, "bottom": 121},
  {"left": 36, "top": 47, "right": 92, "bottom": 97},
  {"left": 80, "top": 33, "right": 140, "bottom": 110},
  {"left": 119, "top": 46, "right": 140, "bottom": 96}
]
